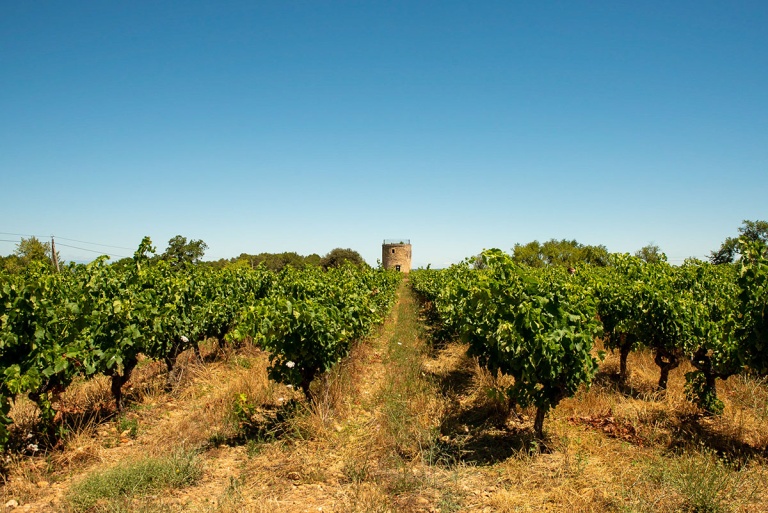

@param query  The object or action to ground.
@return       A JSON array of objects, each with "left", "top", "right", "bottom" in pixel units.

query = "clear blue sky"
[{"left": 2, "top": 1, "right": 766, "bottom": 267}]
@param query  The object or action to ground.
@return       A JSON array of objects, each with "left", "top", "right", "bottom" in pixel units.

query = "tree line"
[{"left": 1, "top": 235, "right": 367, "bottom": 274}]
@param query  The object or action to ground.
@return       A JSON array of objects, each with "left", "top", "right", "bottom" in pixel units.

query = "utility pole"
[{"left": 51, "top": 236, "right": 60, "bottom": 272}]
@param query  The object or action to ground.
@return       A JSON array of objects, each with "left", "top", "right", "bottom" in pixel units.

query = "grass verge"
[{"left": 378, "top": 281, "right": 444, "bottom": 463}]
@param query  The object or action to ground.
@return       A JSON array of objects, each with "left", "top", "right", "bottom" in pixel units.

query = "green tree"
[
  {"left": 635, "top": 243, "right": 666, "bottom": 264},
  {"left": 710, "top": 220, "right": 768, "bottom": 264},
  {"left": 2, "top": 236, "right": 58, "bottom": 273},
  {"left": 304, "top": 253, "right": 322, "bottom": 267},
  {"left": 320, "top": 248, "right": 366, "bottom": 270},
  {"left": 256, "top": 252, "right": 309, "bottom": 272},
  {"left": 579, "top": 243, "right": 611, "bottom": 267},
  {"left": 17, "top": 236, "right": 53, "bottom": 264},
  {"left": 512, "top": 239, "right": 609, "bottom": 268},
  {"left": 0, "top": 255, "right": 22, "bottom": 274},
  {"left": 220, "top": 252, "right": 324, "bottom": 272},
  {"left": 512, "top": 241, "right": 544, "bottom": 267},
  {"left": 161, "top": 235, "right": 208, "bottom": 266}
]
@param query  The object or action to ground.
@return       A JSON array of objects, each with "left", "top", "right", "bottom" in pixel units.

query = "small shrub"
[
  {"left": 233, "top": 393, "right": 259, "bottom": 432},
  {"left": 116, "top": 414, "right": 139, "bottom": 438}
]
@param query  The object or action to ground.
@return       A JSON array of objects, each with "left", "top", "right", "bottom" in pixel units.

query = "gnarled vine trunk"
[
  {"left": 533, "top": 407, "right": 547, "bottom": 439},
  {"left": 619, "top": 333, "right": 632, "bottom": 383},
  {"left": 654, "top": 348, "right": 679, "bottom": 390},
  {"left": 109, "top": 360, "right": 136, "bottom": 411}
]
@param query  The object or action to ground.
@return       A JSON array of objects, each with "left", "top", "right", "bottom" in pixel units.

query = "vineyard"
[
  {"left": 1, "top": 238, "right": 401, "bottom": 452},
  {"left": 1, "top": 238, "right": 767, "bottom": 512},
  {"left": 410, "top": 240, "right": 768, "bottom": 435}
]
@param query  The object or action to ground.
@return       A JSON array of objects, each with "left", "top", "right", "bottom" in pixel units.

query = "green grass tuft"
[{"left": 66, "top": 450, "right": 202, "bottom": 512}]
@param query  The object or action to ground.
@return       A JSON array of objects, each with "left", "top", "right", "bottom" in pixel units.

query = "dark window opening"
[
  {"left": 395, "top": 265, "right": 401, "bottom": 271},
  {"left": 391, "top": 249, "right": 395, "bottom": 253}
]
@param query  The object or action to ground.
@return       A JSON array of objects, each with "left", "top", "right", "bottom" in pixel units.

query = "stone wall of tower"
[{"left": 382, "top": 243, "right": 412, "bottom": 273}]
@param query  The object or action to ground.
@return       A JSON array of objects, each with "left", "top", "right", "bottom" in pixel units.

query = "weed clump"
[{"left": 66, "top": 450, "right": 202, "bottom": 512}]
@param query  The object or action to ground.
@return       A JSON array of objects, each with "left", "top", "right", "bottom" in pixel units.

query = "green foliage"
[
  {"left": 635, "top": 243, "right": 666, "bottom": 263},
  {"left": 414, "top": 250, "right": 602, "bottom": 438},
  {"left": 15, "top": 236, "right": 53, "bottom": 265},
  {"left": 304, "top": 253, "right": 322, "bottom": 267},
  {"left": 0, "top": 262, "right": 90, "bottom": 444},
  {"left": 1, "top": 236, "right": 58, "bottom": 273},
  {"left": 5, "top": 228, "right": 768, "bottom": 455},
  {"left": 320, "top": 247, "right": 367, "bottom": 270},
  {"left": 161, "top": 235, "right": 208, "bottom": 266},
  {"left": 209, "top": 251, "right": 322, "bottom": 272},
  {"left": 589, "top": 255, "right": 645, "bottom": 382},
  {"left": 0, "top": 237, "right": 274, "bottom": 448},
  {"left": 0, "top": 234, "right": 397, "bottom": 449},
  {"left": 511, "top": 239, "right": 609, "bottom": 268},
  {"left": 415, "top": 246, "right": 753, "bottom": 425},
  {"left": 590, "top": 253, "right": 742, "bottom": 411},
  {"left": 679, "top": 261, "right": 741, "bottom": 410},
  {"left": 737, "top": 238, "right": 768, "bottom": 375},
  {"left": 250, "top": 251, "right": 318, "bottom": 272},
  {"left": 0, "top": 255, "right": 19, "bottom": 274},
  {"left": 710, "top": 219, "right": 768, "bottom": 264},
  {"left": 231, "top": 264, "right": 400, "bottom": 397},
  {"left": 589, "top": 254, "right": 740, "bottom": 400},
  {"left": 685, "top": 371, "right": 725, "bottom": 415},
  {"left": 465, "top": 250, "right": 602, "bottom": 437},
  {"left": 511, "top": 240, "right": 546, "bottom": 267}
]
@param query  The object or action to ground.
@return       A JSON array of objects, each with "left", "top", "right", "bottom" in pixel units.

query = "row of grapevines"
[
  {"left": 1, "top": 238, "right": 400, "bottom": 450},
  {"left": 736, "top": 239, "right": 768, "bottom": 375},
  {"left": 413, "top": 250, "right": 602, "bottom": 438},
  {"left": 586, "top": 255, "right": 746, "bottom": 414},
  {"left": 0, "top": 238, "right": 273, "bottom": 448},
  {"left": 229, "top": 263, "right": 401, "bottom": 397},
  {"left": 415, "top": 244, "right": 768, "bottom": 426}
]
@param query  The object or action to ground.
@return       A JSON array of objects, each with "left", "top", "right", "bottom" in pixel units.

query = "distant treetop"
[
  {"left": 710, "top": 220, "right": 768, "bottom": 264},
  {"left": 511, "top": 239, "right": 609, "bottom": 268},
  {"left": 320, "top": 248, "right": 367, "bottom": 269},
  {"left": 162, "top": 235, "right": 208, "bottom": 266}
]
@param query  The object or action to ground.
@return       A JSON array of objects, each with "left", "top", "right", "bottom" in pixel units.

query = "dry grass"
[
  {"left": 206, "top": 281, "right": 461, "bottom": 512},
  {"left": 0, "top": 341, "right": 293, "bottom": 511},
  {"left": 557, "top": 347, "right": 768, "bottom": 462}
]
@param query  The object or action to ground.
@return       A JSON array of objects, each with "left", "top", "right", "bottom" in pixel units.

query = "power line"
[
  {"left": 53, "top": 236, "right": 134, "bottom": 251},
  {"left": 54, "top": 242, "right": 129, "bottom": 259},
  {"left": 0, "top": 231, "right": 42, "bottom": 238},
  {"left": 1, "top": 238, "right": 129, "bottom": 259},
  {"left": 0, "top": 231, "right": 134, "bottom": 251}
]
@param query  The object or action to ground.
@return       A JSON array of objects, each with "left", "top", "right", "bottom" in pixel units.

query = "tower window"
[{"left": 391, "top": 249, "right": 395, "bottom": 253}]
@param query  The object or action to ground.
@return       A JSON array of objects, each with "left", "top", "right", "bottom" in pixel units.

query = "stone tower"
[{"left": 382, "top": 239, "right": 412, "bottom": 273}]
